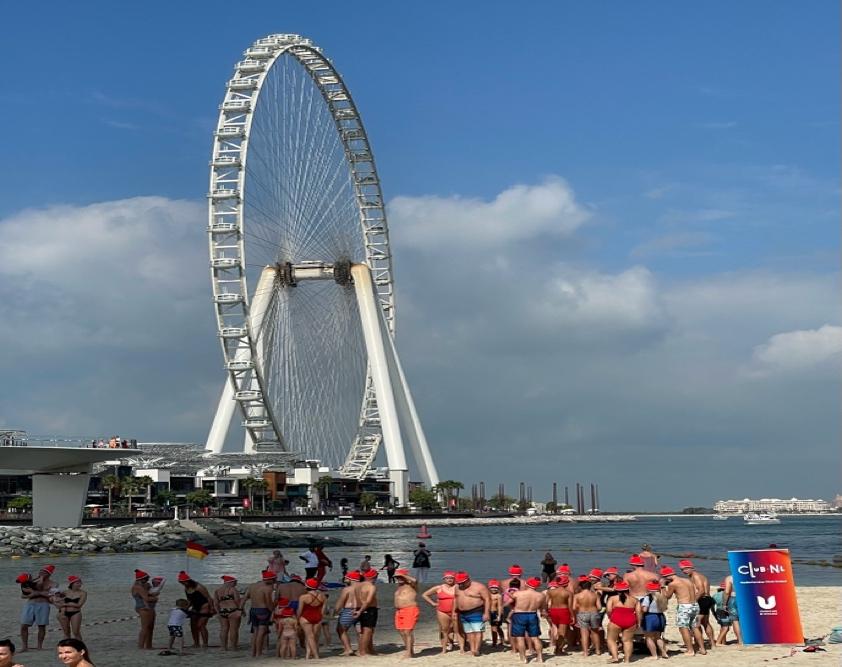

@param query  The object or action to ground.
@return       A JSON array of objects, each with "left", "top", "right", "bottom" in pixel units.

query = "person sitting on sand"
[
  {"left": 605, "top": 581, "right": 640, "bottom": 664},
  {"left": 215, "top": 575, "right": 242, "bottom": 651},
  {"left": 130, "top": 569, "right": 158, "bottom": 650},
  {"left": 509, "top": 577, "right": 546, "bottom": 663},
  {"left": 56, "top": 576, "right": 87, "bottom": 641},
  {"left": 394, "top": 569, "right": 420, "bottom": 659},
  {"left": 454, "top": 572, "right": 490, "bottom": 657},
  {"left": 56, "top": 638, "right": 94, "bottom": 667},
  {"left": 660, "top": 566, "right": 707, "bottom": 656},
  {"left": 422, "top": 570, "right": 463, "bottom": 654},
  {"left": 0, "top": 639, "right": 24, "bottom": 667},
  {"left": 244, "top": 570, "right": 276, "bottom": 657}
]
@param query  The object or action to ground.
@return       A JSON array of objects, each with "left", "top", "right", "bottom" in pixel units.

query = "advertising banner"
[{"left": 727, "top": 549, "right": 803, "bottom": 644}]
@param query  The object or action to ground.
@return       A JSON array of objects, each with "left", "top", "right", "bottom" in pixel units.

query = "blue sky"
[{"left": 0, "top": 1, "right": 838, "bottom": 508}]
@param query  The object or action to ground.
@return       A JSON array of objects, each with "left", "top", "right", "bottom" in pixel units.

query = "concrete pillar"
[{"left": 32, "top": 471, "right": 91, "bottom": 528}]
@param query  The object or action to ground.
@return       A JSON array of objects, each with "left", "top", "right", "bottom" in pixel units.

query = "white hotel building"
[{"left": 714, "top": 497, "right": 833, "bottom": 513}]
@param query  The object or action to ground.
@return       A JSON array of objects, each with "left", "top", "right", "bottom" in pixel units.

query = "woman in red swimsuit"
[
  {"left": 421, "top": 571, "right": 463, "bottom": 653},
  {"left": 296, "top": 578, "right": 326, "bottom": 659},
  {"left": 605, "top": 581, "right": 641, "bottom": 664}
]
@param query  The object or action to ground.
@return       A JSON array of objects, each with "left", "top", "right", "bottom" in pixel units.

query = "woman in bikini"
[
  {"left": 421, "top": 570, "right": 463, "bottom": 654},
  {"left": 177, "top": 571, "right": 215, "bottom": 648},
  {"left": 57, "top": 576, "right": 87, "bottom": 640},
  {"left": 605, "top": 581, "right": 641, "bottom": 664},
  {"left": 215, "top": 575, "right": 242, "bottom": 651},
  {"left": 130, "top": 570, "right": 158, "bottom": 650},
  {"left": 297, "top": 578, "right": 326, "bottom": 659}
]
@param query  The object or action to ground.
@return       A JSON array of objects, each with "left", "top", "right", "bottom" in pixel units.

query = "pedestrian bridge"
[{"left": 0, "top": 445, "right": 140, "bottom": 527}]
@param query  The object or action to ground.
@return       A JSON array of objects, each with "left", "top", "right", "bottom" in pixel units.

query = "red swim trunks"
[
  {"left": 395, "top": 605, "right": 420, "bottom": 631},
  {"left": 548, "top": 607, "right": 573, "bottom": 626}
]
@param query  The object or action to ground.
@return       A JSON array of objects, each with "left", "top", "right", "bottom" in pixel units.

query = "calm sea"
[{"left": 1, "top": 515, "right": 839, "bottom": 587}]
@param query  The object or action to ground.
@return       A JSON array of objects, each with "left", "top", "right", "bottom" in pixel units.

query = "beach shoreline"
[{"left": 1, "top": 584, "right": 837, "bottom": 666}]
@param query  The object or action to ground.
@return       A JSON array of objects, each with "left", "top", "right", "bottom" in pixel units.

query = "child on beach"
[
  {"left": 166, "top": 599, "right": 189, "bottom": 655},
  {"left": 488, "top": 580, "right": 504, "bottom": 647},
  {"left": 276, "top": 607, "right": 298, "bottom": 658}
]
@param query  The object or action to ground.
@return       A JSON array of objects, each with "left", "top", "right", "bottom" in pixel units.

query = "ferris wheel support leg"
[
  {"left": 375, "top": 304, "right": 440, "bottom": 489},
  {"left": 351, "top": 264, "right": 409, "bottom": 506},
  {"left": 243, "top": 266, "right": 278, "bottom": 454},
  {"left": 206, "top": 377, "right": 236, "bottom": 454}
]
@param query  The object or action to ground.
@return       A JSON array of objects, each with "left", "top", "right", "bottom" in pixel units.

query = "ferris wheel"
[{"left": 204, "top": 33, "right": 439, "bottom": 501}]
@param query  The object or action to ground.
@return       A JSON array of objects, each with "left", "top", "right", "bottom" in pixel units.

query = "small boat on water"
[
  {"left": 712, "top": 514, "right": 729, "bottom": 521},
  {"left": 743, "top": 512, "right": 781, "bottom": 525}
]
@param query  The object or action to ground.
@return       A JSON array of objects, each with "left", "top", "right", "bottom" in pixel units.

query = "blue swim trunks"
[
  {"left": 459, "top": 608, "right": 485, "bottom": 634},
  {"left": 509, "top": 611, "right": 541, "bottom": 637}
]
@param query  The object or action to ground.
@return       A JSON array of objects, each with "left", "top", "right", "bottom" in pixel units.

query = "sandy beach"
[{"left": 1, "top": 583, "right": 837, "bottom": 666}]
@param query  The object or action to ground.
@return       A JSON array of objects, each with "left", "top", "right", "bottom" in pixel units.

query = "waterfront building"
[{"left": 714, "top": 497, "right": 833, "bottom": 513}]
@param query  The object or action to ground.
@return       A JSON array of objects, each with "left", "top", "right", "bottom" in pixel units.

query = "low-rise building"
[{"left": 714, "top": 497, "right": 833, "bottom": 513}]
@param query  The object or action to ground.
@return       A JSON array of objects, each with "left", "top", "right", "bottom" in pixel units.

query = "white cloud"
[
  {"left": 389, "top": 176, "right": 590, "bottom": 249},
  {"left": 745, "top": 325, "right": 842, "bottom": 378}
]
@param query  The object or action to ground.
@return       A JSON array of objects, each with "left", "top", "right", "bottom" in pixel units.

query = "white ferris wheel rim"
[{"left": 208, "top": 33, "right": 394, "bottom": 464}]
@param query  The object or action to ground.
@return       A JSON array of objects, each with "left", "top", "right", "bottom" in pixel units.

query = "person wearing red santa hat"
[{"left": 131, "top": 569, "right": 158, "bottom": 650}]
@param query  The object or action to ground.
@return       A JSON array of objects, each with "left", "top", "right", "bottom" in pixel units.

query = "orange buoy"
[{"left": 416, "top": 524, "right": 432, "bottom": 539}]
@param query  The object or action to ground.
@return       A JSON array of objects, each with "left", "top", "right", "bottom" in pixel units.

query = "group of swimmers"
[{"left": 14, "top": 546, "right": 742, "bottom": 663}]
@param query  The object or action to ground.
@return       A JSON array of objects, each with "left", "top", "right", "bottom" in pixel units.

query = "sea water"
[{"left": 0, "top": 515, "right": 838, "bottom": 587}]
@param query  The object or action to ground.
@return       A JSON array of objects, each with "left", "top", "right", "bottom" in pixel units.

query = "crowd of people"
[{"left": 13, "top": 542, "right": 743, "bottom": 663}]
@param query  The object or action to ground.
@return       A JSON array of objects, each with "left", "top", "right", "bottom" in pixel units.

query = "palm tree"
[
  {"left": 135, "top": 475, "right": 154, "bottom": 504},
  {"left": 101, "top": 475, "right": 121, "bottom": 515},
  {"left": 240, "top": 477, "right": 259, "bottom": 510},
  {"left": 358, "top": 491, "right": 377, "bottom": 512},
  {"left": 121, "top": 477, "right": 142, "bottom": 515},
  {"left": 433, "top": 480, "right": 464, "bottom": 510},
  {"left": 315, "top": 475, "right": 333, "bottom": 508},
  {"left": 252, "top": 478, "right": 269, "bottom": 513}
]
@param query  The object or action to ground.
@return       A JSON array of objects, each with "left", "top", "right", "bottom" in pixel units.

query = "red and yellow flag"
[{"left": 186, "top": 541, "right": 209, "bottom": 560}]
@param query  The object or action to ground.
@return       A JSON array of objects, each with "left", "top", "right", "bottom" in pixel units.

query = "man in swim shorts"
[
  {"left": 679, "top": 559, "right": 715, "bottom": 650},
  {"left": 20, "top": 565, "right": 55, "bottom": 652},
  {"left": 454, "top": 572, "right": 491, "bottom": 656},
  {"left": 334, "top": 571, "right": 360, "bottom": 655},
  {"left": 394, "top": 569, "right": 420, "bottom": 658},
  {"left": 244, "top": 570, "right": 276, "bottom": 657},
  {"left": 661, "top": 566, "right": 706, "bottom": 656},
  {"left": 510, "top": 577, "right": 546, "bottom": 663},
  {"left": 623, "top": 554, "right": 659, "bottom": 600},
  {"left": 354, "top": 568, "right": 379, "bottom": 657},
  {"left": 572, "top": 579, "right": 602, "bottom": 657},
  {"left": 546, "top": 575, "right": 573, "bottom": 655}
]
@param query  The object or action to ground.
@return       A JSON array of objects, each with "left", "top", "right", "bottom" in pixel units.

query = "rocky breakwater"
[{"left": 0, "top": 519, "right": 354, "bottom": 557}]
